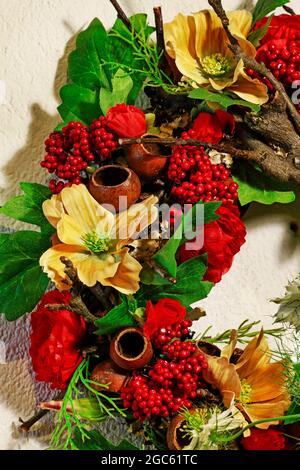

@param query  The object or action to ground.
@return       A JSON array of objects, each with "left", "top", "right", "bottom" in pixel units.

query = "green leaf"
[
  {"left": 94, "top": 295, "right": 137, "bottom": 335},
  {"left": 73, "top": 428, "right": 140, "bottom": 450},
  {"left": 0, "top": 231, "right": 50, "bottom": 320},
  {"left": 68, "top": 18, "right": 110, "bottom": 90},
  {"left": 0, "top": 183, "right": 54, "bottom": 236},
  {"left": 58, "top": 84, "right": 102, "bottom": 125},
  {"left": 252, "top": 0, "right": 289, "bottom": 25},
  {"left": 248, "top": 15, "right": 273, "bottom": 47},
  {"left": 284, "top": 400, "right": 300, "bottom": 425},
  {"left": 138, "top": 255, "right": 214, "bottom": 309},
  {"left": 100, "top": 68, "right": 133, "bottom": 115},
  {"left": 188, "top": 88, "right": 260, "bottom": 113},
  {"left": 153, "top": 201, "right": 221, "bottom": 278},
  {"left": 233, "top": 162, "right": 296, "bottom": 206}
]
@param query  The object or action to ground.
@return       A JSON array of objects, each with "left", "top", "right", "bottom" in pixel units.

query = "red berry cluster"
[
  {"left": 90, "top": 117, "right": 118, "bottom": 160},
  {"left": 168, "top": 144, "right": 238, "bottom": 204},
  {"left": 252, "top": 40, "right": 300, "bottom": 109},
  {"left": 121, "top": 343, "right": 207, "bottom": 421},
  {"left": 152, "top": 319, "right": 192, "bottom": 349},
  {"left": 41, "top": 118, "right": 118, "bottom": 194}
]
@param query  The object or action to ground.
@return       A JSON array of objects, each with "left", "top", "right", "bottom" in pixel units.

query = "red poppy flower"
[
  {"left": 143, "top": 298, "right": 186, "bottom": 339},
  {"left": 190, "top": 110, "right": 235, "bottom": 144},
  {"left": 30, "top": 290, "right": 86, "bottom": 390},
  {"left": 178, "top": 202, "right": 246, "bottom": 284},
  {"left": 255, "top": 14, "right": 300, "bottom": 45},
  {"left": 106, "top": 104, "right": 147, "bottom": 138},
  {"left": 241, "top": 428, "right": 286, "bottom": 451}
]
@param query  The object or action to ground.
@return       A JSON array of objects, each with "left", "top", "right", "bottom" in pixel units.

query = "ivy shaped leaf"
[
  {"left": 100, "top": 68, "right": 133, "bottom": 115},
  {"left": 188, "top": 88, "right": 260, "bottom": 113},
  {"left": 138, "top": 255, "right": 214, "bottom": 309},
  {"left": 0, "top": 231, "right": 50, "bottom": 320},
  {"left": 232, "top": 162, "right": 295, "bottom": 206},
  {"left": 0, "top": 182, "right": 55, "bottom": 236},
  {"left": 94, "top": 294, "right": 137, "bottom": 336},
  {"left": 153, "top": 201, "right": 221, "bottom": 278},
  {"left": 58, "top": 84, "right": 102, "bottom": 126}
]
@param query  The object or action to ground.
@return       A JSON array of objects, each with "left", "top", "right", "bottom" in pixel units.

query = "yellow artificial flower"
[
  {"left": 164, "top": 9, "right": 268, "bottom": 105},
  {"left": 40, "top": 184, "right": 158, "bottom": 295},
  {"left": 202, "top": 331, "right": 291, "bottom": 429}
]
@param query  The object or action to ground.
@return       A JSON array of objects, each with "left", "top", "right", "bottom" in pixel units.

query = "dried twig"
[
  {"left": 146, "top": 259, "right": 177, "bottom": 284},
  {"left": 153, "top": 6, "right": 165, "bottom": 54},
  {"left": 208, "top": 0, "right": 300, "bottom": 130},
  {"left": 109, "top": 0, "right": 132, "bottom": 30},
  {"left": 19, "top": 409, "right": 49, "bottom": 433}
]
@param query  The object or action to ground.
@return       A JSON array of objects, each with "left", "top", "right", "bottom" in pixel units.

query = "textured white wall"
[{"left": 0, "top": 0, "right": 300, "bottom": 450}]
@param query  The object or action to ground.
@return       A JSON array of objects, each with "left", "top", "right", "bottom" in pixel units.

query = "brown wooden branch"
[
  {"left": 89, "top": 283, "right": 112, "bottom": 310},
  {"left": 283, "top": 5, "right": 296, "bottom": 15},
  {"left": 154, "top": 7, "right": 165, "bottom": 54},
  {"left": 19, "top": 409, "right": 49, "bottom": 433},
  {"left": 47, "top": 298, "right": 98, "bottom": 323},
  {"left": 146, "top": 259, "right": 177, "bottom": 284},
  {"left": 109, "top": 0, "right": 132, "bottom": 30},
  {"left": 208, "top": 0, "right": 300, "bottom": 130}
]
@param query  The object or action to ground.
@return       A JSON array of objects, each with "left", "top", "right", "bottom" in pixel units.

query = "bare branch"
[{"left": 109, "top": 0, "right": 132, "bottom": 30}]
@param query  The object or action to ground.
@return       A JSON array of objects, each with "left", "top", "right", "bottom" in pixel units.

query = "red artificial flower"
[
  {"left": 106, "top": 104, "right": 147, "bottom": 138},
  {"left": 30, "top": 290, "right": 86, "bottom": 390},
  {"left": 178, "top": 202, "right": 246, "bottom": 284},
  {"left": 241, "top": 428, "right": 286, "bottom": 451},
  {"left": 190, "top": 110, "right": 235, "bottom": 144},
  {"left": 143, "top": 298, "right": 186, "bottom": 339},
  {"left": 255, "top": 14, "right": 300, "bottom": 45}
]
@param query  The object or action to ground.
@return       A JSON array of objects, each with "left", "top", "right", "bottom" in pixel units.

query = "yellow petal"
[
  {"left": 164, "top": 13, "right": 207, "bottom": 84},
  {"left": 115, "top": 195, "right": 159, "bottom": 243},
  {"left": 227, "top": 67, "right": 269, "bottom": 105},
  {"left": 56, "top": 214, "right": 86, "bottom": 246},
  {"left": 42, "top": 193, "right": 64, "bottom": 228},
  {"left": 60, "top": 184, "right": 115, "bottom": 236},
  {"left": 221, "top": 330, "right": 237, "bottom": 360},
  {"left": 247, "top": 363, "right": 288, "bottom": 403},
  {"left": 227, "top": 10, "right": 253, "bottom": 39},
  {"left": 236, "top": 331, "right": 270, "bottom": 379},
  {"left": 194, "top": 10, "right": 231, "bottom": 58},
  {"left": 76, "top": 253, "right": 120, "bottom": 287},
  {"left": 40, "top": 244, "right": 89, "bottom": 289},
  {"left": 241, "top": 396, "right": 291, "bottom": 429},
  {"left": 202, "top": 356, "right": 241, "bottom": 401},
  {"left": 101, "top": 249, "right": 142, "bottom": 294}
]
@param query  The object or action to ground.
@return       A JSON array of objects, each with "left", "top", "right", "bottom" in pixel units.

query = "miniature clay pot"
[
  {"left": 109, "top": 327, "right": 153, "bottom": 370},
  {"left": 90, "top": 359, "right": 128, "bottom": 393},
  {"left": 167, "top": 414, "right": 192, "bottom": 450},
  {"left": 126, "top": 134, "right": 169, "bottom": 182},
  {"left": 88, "top": 165, "right": 141, "bottom": 211}
]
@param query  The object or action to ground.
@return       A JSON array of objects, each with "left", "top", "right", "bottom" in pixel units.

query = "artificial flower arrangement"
[{"left": 1, "top": 0, "right": 300, "bottom": 451}]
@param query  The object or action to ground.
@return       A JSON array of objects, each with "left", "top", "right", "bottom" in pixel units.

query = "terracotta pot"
[
  {"left": 110, "top": 327, "right": 153, "bottom": 370},
  {"left": 126, "top": 134, "right": 169, "bottom": 182},
  {"left": 88, "top": 165, "right": 141, "bottom": 211},
  {"left": 90, "top": 359, "right": 128, "bottom": 393},
  {"left": 167, "top": 414, "right": 192, "bottom": 450}
]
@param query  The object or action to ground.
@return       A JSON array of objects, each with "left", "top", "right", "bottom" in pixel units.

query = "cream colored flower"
[
  {"left": 40, "top": 184, "right": 158, "bottom": 295},
  {"left": 164, "top": 9, "right": 268, "bottom": 105}
]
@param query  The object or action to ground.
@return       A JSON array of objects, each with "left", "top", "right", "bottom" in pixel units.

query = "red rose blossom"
[
  {"left": 178, "top": 202, "right": 246, "bottom": 284},
  {"left": 191, "top": 110, "right": 235, "bottom": 144},
  {"left": 106, "top": 104, "right": 147, "bottom": 138},
  {"left": 241, "top": 428, "right": 286, "bottom": 451},
  {"left": 255, "top": 14, "right": 300, "bottom": 45},
  {"left": 30, "top": 290, "right": 86, "bottom": 390},
  {"left": 143, "top": 298, "right": 186, "bottom": 339}
]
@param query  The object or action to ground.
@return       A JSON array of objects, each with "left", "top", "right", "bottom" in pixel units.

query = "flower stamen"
[
  {"left": 201, "top": 53, "right": 232, "bottom": 77},
  {"left": 82, "top": 231, "right": 112, "bottom": 254}
]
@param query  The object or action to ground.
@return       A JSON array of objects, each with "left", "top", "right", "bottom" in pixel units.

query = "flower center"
[
  {"left": 240, "top": 379, "right": 252, "bottom": 404},
  {"left": 202, "top": 53, "right": 232, "bottom": 77},
  {"left": 82, "top": 231, "right": 112, "bottom": 254}
]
